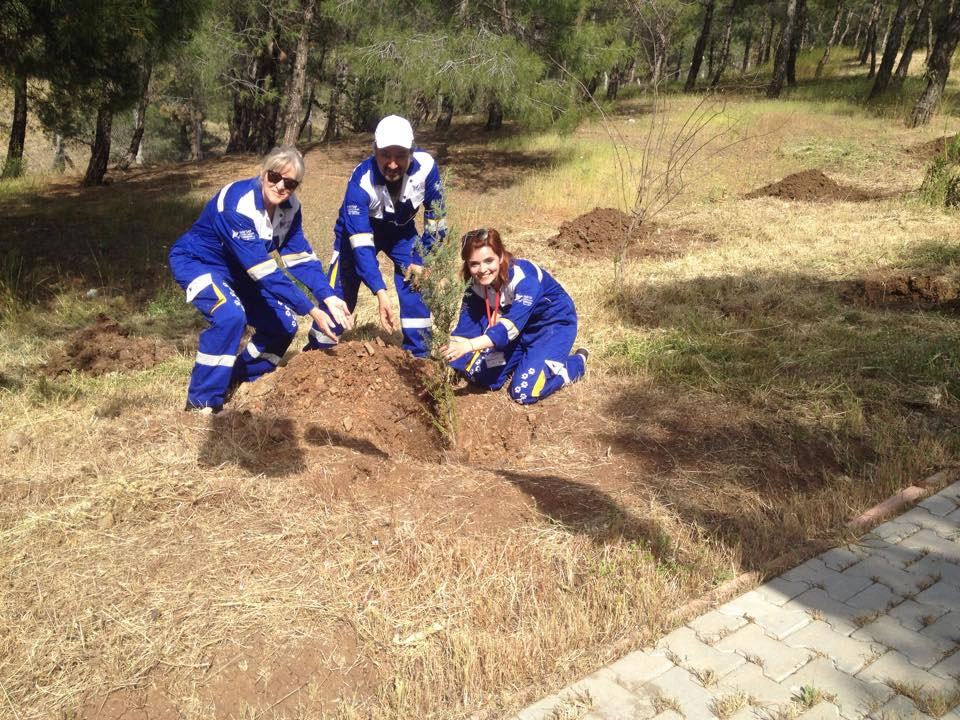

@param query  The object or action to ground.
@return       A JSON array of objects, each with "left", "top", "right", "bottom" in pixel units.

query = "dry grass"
[{"left": 3, "top": 82, "right": 960, "bottom": 719}]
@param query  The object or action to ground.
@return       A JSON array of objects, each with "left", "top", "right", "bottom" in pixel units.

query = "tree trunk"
[
  {"left": 297, "top": 84, "right": 316, "bottom": 140},
  {"left": 853, "top": 14, "right": 864, "bottom": 48},
  {"left": 786, "top": 0, "right": 806, "bottom": 85},
  {"left": 897, "top": 0, "right": 934, "bottom": 79},
  {"left": 189, "top": 105, "right": 204, "bottom": 161},
  {"left": 838, "top": 8, "right": 853, "bottom": 46},
  {"left": 281, "top": 0, "right": 316, "bottom": 146},
  {"left": 816, "top": 0, "right": 845, "bottom": 78},
  {"left": 606, "top": 63, "right": 622, "bottom": 99},
  {"left": 323, "top": 58, "right": 348, "bottom": 142},
  {"left": 762, "top": 8, "right": 776, "bottom": 62},
  {"left": 436, "top": 95, "right": 454, "bottom": 130},
  {"left": 870, "top": 0, "right": 915, "bottom": 97},
  {"left": 485, "top": 99, "right": 503, "bottom": 131},
  {"left": 685, "top": 0, "right": 717, "bottom": 90},
  {"left": 742, "top": 26, "right": 754, "bottom": 71},
  {"left": 860, "top": 0, "right": 882, "bottom": 63},
  {"left": 116, "top": 65, "right": 152, "bottom": 171},
  {"left": 711, "top": 0, "right": 742, "bottom": 86},
  {"left": 767, "top": 0, "right": 800, "bottom": 96},
  {"left": 2, "top": 73, "right": 27, "bottom": 179},
  {"left": 82, "top": 104, "right": 113, "bottom": 187},
  {"left": 909, "top": 7, "right": 960, "bottom": 126}
]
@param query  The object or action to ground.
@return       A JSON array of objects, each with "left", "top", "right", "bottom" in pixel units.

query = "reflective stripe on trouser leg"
[
  {"left": 507, "top": 320, "right": 580, "bottom": 405},
  {"left": 395, "top": 267, "right": 432, "bottom": 357},
  {"left": 187, "top": 277, "right": 247, "bottom": 408},
  {"left": 231, "top": 288, "right": 299, "bottom": 384}
]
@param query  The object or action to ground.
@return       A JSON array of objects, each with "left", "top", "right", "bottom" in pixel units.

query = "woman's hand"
[
  {"left": 308, "top": 306, "right": 338, "bottom": 342},
  {"left": 441, "top": 339, "right": 474, "bottom": 362},
  {"left": 376, "top": 290, "right": 397, "bottom": 333},
  {"left": 323, "top": 296, "right": 354, "bottom": 331}
]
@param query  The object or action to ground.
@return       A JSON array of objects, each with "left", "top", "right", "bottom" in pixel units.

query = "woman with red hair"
[{"left": 442, "top": 228, "right": 587, "bottom": 404}]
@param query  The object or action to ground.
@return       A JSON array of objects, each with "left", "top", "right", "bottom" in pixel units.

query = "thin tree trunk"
[
  {"left": 860, "top": 0, "right": 882, "bottom": 63},
  {"left": 909, "top": 7, "right": 960, "bottom": 126},
  {"left": 711, "top": 0, "right": 742, "bottom": 86},
  {"left": 897, "top": 0, "right": 933, "bottom": 79},
  {"left": 82, "top": 104, "right": 113, "bottom": 186},
  {"left": 116, "top": 65, "right": 152, "bottom": 171},
  {"left": 853, "top": 14, "right": 864, "bottom": 48},
  {"left": 281, "top": 0, "right": 316, "bottom": 146},
  {"left": 189, "top": 105, "right": 204, "bottom": 161},
  {"left": 708, "top": 35, "right": 716, "bottom": 78},
  {"left": 485, "top": 99, "right": 503, "bottom": 130},
  {"left": 816, "top": 0, "right": 846, "bottom": 78},
  {"left": 870, "top": 0, "right": 915, "bottom": 97},
  {"left": 838, "top": 8, "right": 853, "bottom": 45},
  {"left": 2, "top": 73, "right": 27, "bottom": 179},
  {"left": 763, "top": 9, "right": 776, "bottom": 62},
  {"left": 767, "top": 0, "right": 800, "bottom": 96},
  {"left": 742, "top": 26, "right": 754, "bottom": 71},
  {"left": 297, "top": 84, "right": 316, "bottom": 140},
  {"left": 323, "top": 58, "right": 348, "bottom": 142},
  {"left": 436, "top": 95, "right": 454, "bottom": 130},
  {"left": 787, "top": 0, "right": 806, "bottom": 85},
  {"left": 686, "top": 0, "right": 717, "bottom": 90}
]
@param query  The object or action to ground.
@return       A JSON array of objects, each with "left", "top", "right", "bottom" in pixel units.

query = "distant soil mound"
[
  {"left": 909, "top": 134, "right": 960, "bottom": 161},
  {"left": 745, "top": 170, "right": 881, "bottom": 202},
  {"left": 844, "top": 273, "right": 960, "bottom": 309},
  {"left": 44, "top": 313, "right": 175, "bottom": 375},
  {"left": 227, "top": 340, "right": 548, "bottom": 464},
  {"left": 548, "top": 207, "right": 715, "bottom": 258}
]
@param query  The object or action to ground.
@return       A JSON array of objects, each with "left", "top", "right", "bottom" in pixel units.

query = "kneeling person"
[
  {"left": 169, "top": 146, "right": 352, "bottom": 412},
  {"left": 442, "top": 228, "right": 587, "bottom": 404}
]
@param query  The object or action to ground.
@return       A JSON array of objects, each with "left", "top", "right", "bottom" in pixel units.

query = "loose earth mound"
[
  {"left": 548, "top": 207, "right": 714, "bottom": 258},
  {"left": 844, "top": 273, "right": 960, "bottom": 309},
  {"left": 908, "top": 134, "right": 960, "bottom": 161},
  {"left": 745, "top": 169, "right": 881, "bottom": 202},
  {"left": 44, "top": 313, "right": 175, "bottom": 375}
]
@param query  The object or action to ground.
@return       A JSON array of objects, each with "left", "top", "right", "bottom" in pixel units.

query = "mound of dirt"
[
  {"left": 745, "top": 169, "right": 880, "bottom": 202},
  {"left": 908, "top": 134, "right": 960, "bottom": 161},
  {"left": 44, "top": 313, "right": 175, "bottom": 375},
  {"left": 548, "top": 207, "right": 715, "bottom": 258},
  {"left": 844, "top": 273, "right": 960, "bottom": 309}
]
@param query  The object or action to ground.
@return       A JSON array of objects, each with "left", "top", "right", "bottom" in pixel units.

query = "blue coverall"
[
  {"left": 449, "top": 259, "right": 585, "bottom": 404},
  {"left": 169, "top": 177, "right": 334, "bottom": 409},
  {"left": 305, "top": 151, "right": 446, "bottom": 356}
]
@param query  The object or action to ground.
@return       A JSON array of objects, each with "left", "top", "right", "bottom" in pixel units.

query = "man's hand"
[
  {"left": 403, "top": 263, "right": 430, "bottom": 288},
  {"left": 308, "top": 306, "right": 338, "bottom": 342},
  {"left": 323, "top": 295, "right": 354, "bottom": 331},
  {"left": 441, "top": 339, "right": 474, "bottom": 362},
  {"left": 376, "top": 290, "right": 397, "bottom": 333}
]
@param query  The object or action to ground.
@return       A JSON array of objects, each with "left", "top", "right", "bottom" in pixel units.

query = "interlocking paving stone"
[
  {"left": 752, "top": 606, "right": 812, "bottom": 640},
  {"left": 715, "top": 623, "right": 811, "bottom": 681},
  {"left": 905, "top": 555, "right": 960, "bottom": 589},
  {"left": 820, "top": 547, "right": 864, "bottom": 572},
  {"left": 845, "top": 583, "right": 903, "bottom": 614},
  {"left": 784, "top": 588, "right": 863, "bottom": 635},
  {"left": 563, "top": 674, "right": 655, "bottom": 720},
  {"left": 595, "top": 651, "right": 674, "bottom": 692},
  {"left": 888, "top": 599, "right": 951, "bottom": 632},
  {"left": 919, "top": 610, "right": 960, "bottom": 646},
  {"left": 687, "top": 611, "right": 748, "bottom": 645},
  {"left": 798, "top": 704, "right": 841, "bottom": 719},
  {"left": 756, "top": 576, "right": 812, "bottom": 606},
  {"left": 656, "top": 627, "right": 744, "bottom": 678},
  {"left": 645, "top": 666, "right": 719, "bottom": 720},
  {"left": 939, "top": 481, "right": 960, "bottom": 502},
  {"left": 871, "top": 519, "right": 922, "bottom": 543},
  {"left": 899, "top": 508, "right": 960, "bottom": 539},
  {"left": 784, "top": 657, "right": 893, "bottom": 719},
  {"left": 858, "top": 539, "right": 927, "bottom": 569},
  {"left": 901, "top": 530, "right": 960, "bottom": 562},
  {"left": 918, "top": 493, "right": 960, "bottom": 517},
  {"left": 856, "top": 649, "right": 958, "bottom": 694},
  {"left": 844, "top": 556, "right": 937, "bottom": 597},
  {"left": 782, "top": 559, "right": 874, "bottom": 602},
  {"left": 513, "top": 694, "right": 564, "bottom": 720},
  {"left": 718, "top": 591, "right": 783, "bottom": 619},
  {"left": 852, "top": 616, "right": 952, "bottom": 668},
  {"left": 869, "top": 694, "right": 934, "bottom": 720},
  {"left": 716, "top": 661, "right": 796, "bottom": 706},
  {"left": 929, "top": 644, "right": 960, "bottom": 680},
  {"left": 783, "top": 620, "right": 883, "bottom": 674},
  {"left": 915, "top": 581, "right": 960, "bottom": 609}
]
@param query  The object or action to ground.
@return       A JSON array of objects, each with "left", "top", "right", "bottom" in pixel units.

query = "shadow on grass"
[
  {"left": 199, "top": 412, "right": 306, "bottom": 477},
  {"left": 303, "top": 424, "right": 389, "bottom": 459}
]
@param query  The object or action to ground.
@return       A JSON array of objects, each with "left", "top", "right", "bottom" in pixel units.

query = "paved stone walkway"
[{"left": 512, "top": 482, "right": 960, "bottom": 720}]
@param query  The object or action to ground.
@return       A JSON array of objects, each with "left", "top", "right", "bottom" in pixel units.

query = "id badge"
[{"left": 485, "top": 351, "right": 506, "bottom": 367}]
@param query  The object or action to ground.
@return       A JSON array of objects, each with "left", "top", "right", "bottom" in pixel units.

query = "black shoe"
[
  {"left": 183, "top": 402, "right": 222, "bottom": 414},
  {"left": 574, "top": 347, "right": 589, "bottom": 364}
]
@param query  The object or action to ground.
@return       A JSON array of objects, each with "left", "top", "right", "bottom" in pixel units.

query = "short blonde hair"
[{"left": 261, "top": 146, "right": 305, "bottom": 182}]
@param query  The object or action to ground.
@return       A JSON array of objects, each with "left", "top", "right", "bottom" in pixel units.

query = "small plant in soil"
[{"left": 412, "top": 202, "right": 467, "bottom": 444}]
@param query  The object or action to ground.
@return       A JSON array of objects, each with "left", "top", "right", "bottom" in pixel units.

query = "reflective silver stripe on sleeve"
[
  {"left": 245, "top": 341, "right": 281, "bottom": 365},
  {"left": 400, "top": 316, "right": 433, "bottom": 329},
  {"left": 247, "top": 259, "right": 279, "bottom": 281},
  {"left": 185, "top": 273, "right": 214, "bottom": 303},
  {"left": 195, "top": 352, "right": 236, "bottom": 367},
  {"left": 424, "top": 218, "right": 448, "bottom": 233},
  {"left": 281, "top": 251, "right": 319, "bottom": 268},
  {"left": 349, "top": 233, "right": 375, "bottom": 249},
  {"left": 497, "top": 317, "right": 519, "bottom": 341}
]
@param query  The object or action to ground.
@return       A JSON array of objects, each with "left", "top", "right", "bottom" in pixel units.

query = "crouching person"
[
  {"left": 442, "top": 228, "right": 587, "bottom": 404},
  {"left": 169, "top": 146, "right": 353, "bottom": 412}
]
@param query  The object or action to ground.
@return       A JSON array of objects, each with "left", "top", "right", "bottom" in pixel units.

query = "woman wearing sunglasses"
[
  {"left": 442, "top": 228, "right": 587, "bottom": 404},
  {"left": 169, "top": 146, "right": 352, "bottom": 412}
]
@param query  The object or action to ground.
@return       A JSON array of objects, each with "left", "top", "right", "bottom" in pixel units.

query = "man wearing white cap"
[{"left": 305, "top": 114, "right": 447, "bottom": 356}]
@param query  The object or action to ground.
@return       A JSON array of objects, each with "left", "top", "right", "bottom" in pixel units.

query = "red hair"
[{"left": 460, "top": 228, "right": 513, "bottom": 287}]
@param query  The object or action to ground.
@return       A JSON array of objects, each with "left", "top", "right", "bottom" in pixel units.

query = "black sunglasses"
[{"left": 266, "top": 169, "right": 300, "bottom": 191}]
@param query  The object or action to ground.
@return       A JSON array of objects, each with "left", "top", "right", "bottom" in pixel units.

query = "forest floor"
[{"left": 3, "top": 71, "right": 960, "bottom": 719}]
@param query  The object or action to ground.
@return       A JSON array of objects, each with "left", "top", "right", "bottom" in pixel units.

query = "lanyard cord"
[{"left": 484, "top": 287, "right": 500, "bottom": 328}]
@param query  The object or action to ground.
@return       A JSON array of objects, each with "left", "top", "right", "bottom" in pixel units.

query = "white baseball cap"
[{"left": 374, "top": 115, "right": 414, "bottom": 150}]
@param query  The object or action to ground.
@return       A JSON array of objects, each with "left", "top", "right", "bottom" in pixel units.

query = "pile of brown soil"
[
  {"left": 844, "top": 273, "right": 960, "bottom": 309},
  {"left": 44, "top": 314, "right": 175, "bottom": 375},
  {"left": 547, "top": 207, "right": 715, "bottom": 258},
  {"left": 908, "top": 134, "right": 960, "bottom": 161},
  {"left": 745, "top": 169, "right": 881, "bottom": 202}
]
